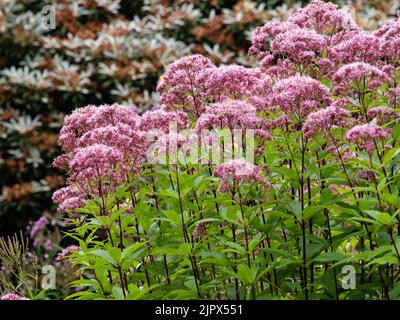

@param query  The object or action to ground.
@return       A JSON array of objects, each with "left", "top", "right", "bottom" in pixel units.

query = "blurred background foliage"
[{"left": 0, "top": 0, "right": 399, "bottom": 236}]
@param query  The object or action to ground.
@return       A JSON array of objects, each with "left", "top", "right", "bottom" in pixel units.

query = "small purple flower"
[
  {"left": 129, "top": 104, "right": 137, "bottom": 112},
  {"left": 56, "top": 245, "right": 80, "bottom": 261},
  {"left": 30, "top": 215, "right": 48, "bottom": 239},
  {"left": 193, "top": 223, "right": 207, "bottom": 242},
  {"left": 356, "top": 170, "right": 376, "bottom": 181},
  {"left": 44, "top": 240, "right": 53, "bottom": 252},
  {"left": 0, "top": 293, "right": 29, "bottom": 300}
]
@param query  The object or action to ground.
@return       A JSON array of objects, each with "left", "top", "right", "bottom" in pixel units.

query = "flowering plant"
[
  {"left": 50, "top": 0, "right": 400, "bottom": 300},
  {"left": 1, "top": 0, "right": 399, "bottom": 242}
]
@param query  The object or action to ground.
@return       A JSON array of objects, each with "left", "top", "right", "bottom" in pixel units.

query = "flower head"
[
  {"left": 333, "top": 62, "right": 389, "bottom": 95},
  {"left": 56, "top": 245, "right": 81, "bottom": 261},
  {"left": 196, "top": 100, "right": 266, "bottom": 133},
  {"left": 214, "top": 159, "right": 269, "bottom": 192},
  {"left": 157, "top": 55, "right": 215, "bottom": 117},
  {"left": 58, "top": 105, "right": 98, "bottom": 153},
  {"left": 29, "top": 215, "right": 48, "bottom": 239},
  {"left": 367, "top": 107, "right": 399, "bottom": 125},
  {"left": 70, "top": 144, "right": 123, "bottom": 173},
  {"left": 271, "top": 28, "right": 326, "bottom": 64},
  {"left": 193, "top": 223, "right": 207, "bottom": 242},
  {"left": 139, "top": 109, "right": 188, "bottom": 133},
  {"left": 375, "top": 15, "right": 400, "bottom": 60},
  {"left": 330, "top": 31, "right": 383, "bottom": 64},
  {"left": 356, "top": 169, "right": 376, "bottom": 182},
  {"left": 287, "top": 0, "right": 357, "bottom": 34},
  {"left": 205, "top": 65, "right": 272, "bottom": 108},
  {"left": 78, "top": 123, "right": 146, "bottom": 153},
  {"left": 44, "top": 240, "right": 53, "bottom": 252},
  {"left": 52, "top": 186, "right": 86, "bottom": 213},
  {"left": 0, "top": 293, "right": 29, "bottom": 300},
  {"left": 346, "top": 124, "right": 389, "bottom": 154},
  {"left": 249, "top": 22, "right": 296, "bottom": 57},
  {"left": 302, "top": 105, "right": 351, "bottom": 138},
  {"left": 272, "top": 76, "right": 331, "bottom": 119},
  {"left": 59, "top": 104, "right": 138, "bottom": 153}
]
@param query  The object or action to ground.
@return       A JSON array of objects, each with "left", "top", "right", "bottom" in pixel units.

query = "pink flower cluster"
[
  {"left": 375, "top": 11, "right": 400, "bottom": 61},
  {"left": 0, "top": 293, "right": 29, "bottom": 300},
  {"left": 272, "top": 76, "right": 331, "bottom": 119},
  {"left": 56, "top": 245, "right": 81, "bottom": 261},
  {"left": 303, "top": 105, "right": 351, "bottom": 138},
  {"left": 29, "top": 215, "right": 48, "bottom": 239},
  {"left": 287, "top": 0, "right": 356, "bottom": 33},
  {"left": 196, "top": 100, "right": 265, "bottom": 133},
  {"left": 271, "top": 28, "right": 326, "bottom": 65},
  {"left": 248, "top": 0, "right": 358, "bottom": 77},
  {"left": 193, "top": 223, "right": 207, "bottom": 242},
  {"left": 157, "top": 56, "right": 274, "bottom": 116},
  {"left": 54, "top": 104, "right": 151, "bottom": 212},
  {"left": 345, "top": 124, "right": 389, "bottom": 155},
  {"left": 52, "top": 186, "right": 86, "bottom": 214},
  {"left": 58, "top": 104, "right": 139, "bottom": 153},
  {"left": 204, "top": 65, "right": 272, "bottom": 111},
  {"left": 139, "top": 109, "right": 188, "bottom": 133},
  {"left": 247, "top": 0, "right": 395, "bottom": 85},
  {"left": 329, "top": 32, "right": 383, "bottom": 64},
  {"left": 367, "top": 107, "right": 400, "bottom": 125},
  {"left": 157, "top": 55, "right": 215, "bottom": 117},
  {"left": 248, "top": 21, "right": 295, "bottom": 57},
  {"left": 213, "top": 159, "right": 269, "bottom": 192},
  {"left": 333, "top": 62, "right": 389, "bottom": 95},
  {"left": 356, "top": 169, "right": 377, "bottom": 182}
]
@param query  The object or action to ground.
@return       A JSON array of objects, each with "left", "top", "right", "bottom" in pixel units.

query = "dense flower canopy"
[{"left": 41, "top": 1, "right": 400, "bottom": 301}]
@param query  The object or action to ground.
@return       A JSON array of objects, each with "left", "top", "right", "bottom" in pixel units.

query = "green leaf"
[
  {"left": 162, "top": 210, "right": 181, "bottom": 225},
  {"left": 383, "top": 147, "right": 400, "bottom": 167},
  {"left": 221, "top": 206, "right": 240, "bottom": 224},
  {"left": 110, "top": 207, "right": 126, "bottom": 222},
  {"left": 248, "top": 233, "right": 263, "bottom": 253},
  {"left": 314, "top": 252, "right": 347, "bottom": 263},
  {"left": 69, "top": 279, "right": 99, "bottom": 289},
  {"left": 237, "top": 264, "right": 258, "bottom": 284},
  {"left": 66, "top": 291, "right": 106, "bottom": 300},
  {"left": 286, "top": 200, "right": 302, "bottom": 218},
  {"left": 112, "top": 287, "right": 125, "bottom": 300},
  {"left": 90, "top": 249, "right": 117, "bottom": 265},
  {"left": 121, "top": 242, "right": 147, "bottom": 263},
  {"left": 379, "top": 193, "right": 396, "bottom": 206},
  {"left": 115, "top": 185, "right": 129, "bottom": 201},
  {"left": 303, "top": 206, "right": 323, "bottom": 219},
  {"left": 221, "top": 240, "right": 246, "bottom": 254},
  {"left": 366, "top": 255, "right": 398, "bottom": 266},
  {"left": 320, "top": 188, "right": 335, "bottom": 206},
  {"left": 365, "top": 210, "right": 392, "bottom": 225},
  {"left": 179, "top": 243, "right": 192, "bottom": 256},
  {"left": 390, "top": 280, "right": 400, "bottom": 299},
  {"left": 158, "top": 189, "right": 179, "bottom": 200}
]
